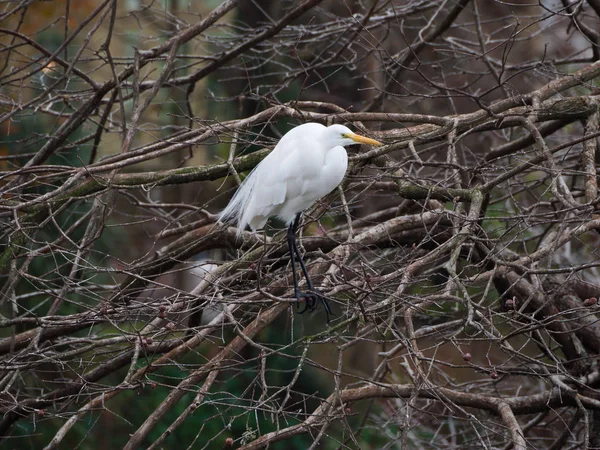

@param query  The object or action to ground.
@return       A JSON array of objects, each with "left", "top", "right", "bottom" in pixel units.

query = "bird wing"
[
  {"left": 247, "top": 154, "right": 289, "bottom": 217},
  {"left": 239, "top": 123, "right": 329, "bottom": 229},
  {"left": 245, "top": 142, "right": 315, "bottom": 221}
]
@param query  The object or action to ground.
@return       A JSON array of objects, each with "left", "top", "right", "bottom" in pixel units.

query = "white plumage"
[{"left": 220, "top": 123, "right": 381, "bottom": 234}]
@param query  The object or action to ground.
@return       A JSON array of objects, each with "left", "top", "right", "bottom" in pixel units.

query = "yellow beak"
[{"left": 348, "top": 133, "right": 382, "bottom": 146}]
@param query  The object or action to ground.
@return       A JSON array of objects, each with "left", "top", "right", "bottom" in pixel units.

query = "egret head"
[{"left": 324, "top": 124, "right": 382, "bottom": 148}]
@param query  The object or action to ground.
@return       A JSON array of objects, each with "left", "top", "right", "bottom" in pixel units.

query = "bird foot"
[{"left": 295, "top": 290, "right": 333, "bottom": 323}]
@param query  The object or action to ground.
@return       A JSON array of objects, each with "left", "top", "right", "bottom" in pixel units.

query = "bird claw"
[
  {"left": 295, "top": 290, "right": 333, "bottom": 323},
  {"left": 297, "top": 292, "right": 316, "bottom": 312}
]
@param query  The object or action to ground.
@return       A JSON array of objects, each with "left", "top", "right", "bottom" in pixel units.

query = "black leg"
[
  {"left": 286, "top": 213, "right": 333, "bottom": 322},
  {"left": 290, "top": 214, "right": 315, "bottom": 308},
  {"left": 286, "top": 220, "right": 303, "bottom": 304}
]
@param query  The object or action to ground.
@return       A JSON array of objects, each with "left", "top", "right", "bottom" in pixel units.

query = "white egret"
[{"left": 220, "top": 123, "right": 382, "bottom": 321}]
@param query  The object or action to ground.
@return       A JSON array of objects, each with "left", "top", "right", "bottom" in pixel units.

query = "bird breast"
[{"left": 275, "top": 145, "right": 348, "bottom": 223}]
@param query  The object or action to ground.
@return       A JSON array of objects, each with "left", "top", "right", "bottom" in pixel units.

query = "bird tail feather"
[{"left": 218, "top": 171, "right": 258, "bottom": 237}]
